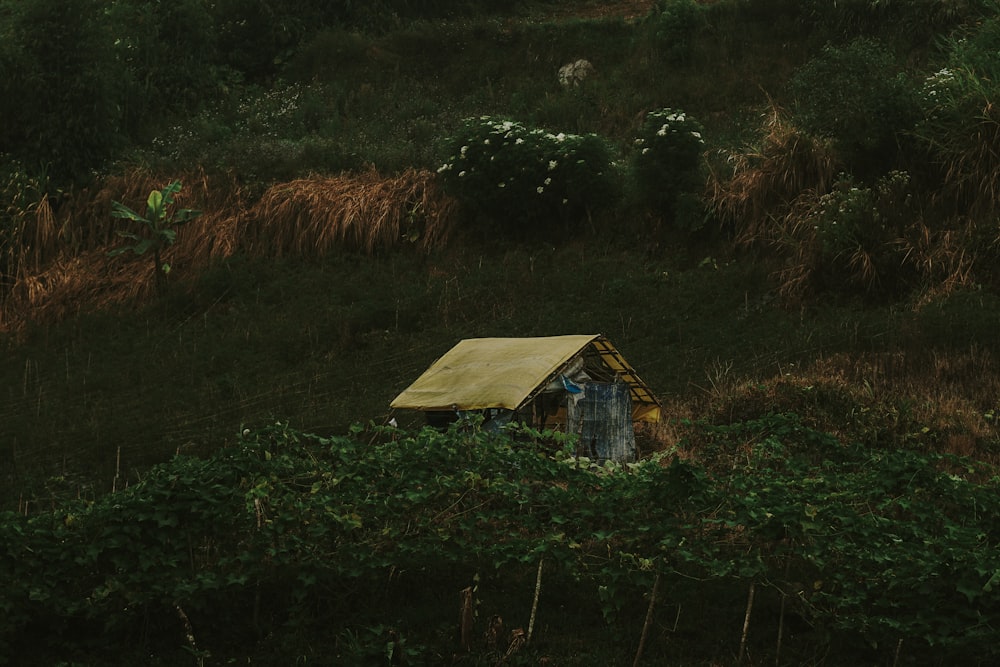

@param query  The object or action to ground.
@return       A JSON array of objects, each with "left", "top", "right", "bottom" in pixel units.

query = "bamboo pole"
[
  {"left": 527, "top": 557, "right": 544, "bottom": 644},
  {"left": 632, "top": 573, "right": 661, "bottom": 667}
]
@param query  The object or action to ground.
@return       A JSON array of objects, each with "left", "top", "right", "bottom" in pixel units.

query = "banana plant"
[{"left": 108, "top": 181, "right": 200, "bottom": 292}]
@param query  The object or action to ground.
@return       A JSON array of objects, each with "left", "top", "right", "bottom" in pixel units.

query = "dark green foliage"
[
  {"left": 0, "top": 0, "right": 122, "bottom": 182},
  {"left": 107, "top": 0, "right": 225, "bottom": 130},
  {"left": 649, "top": 0, "right": 710, "bottom": 64},
  {"left": 801, "top": 0, "right": 995, "bottom": 41},
  {"left": 913, "top": 17, "right": 1000, "bottom": 218},
  {"left": 3, "top": 417, "right": 1000, "bottom": 664},
  {"left": 789, "top": 38, "right": 920, "bottom": 179}
]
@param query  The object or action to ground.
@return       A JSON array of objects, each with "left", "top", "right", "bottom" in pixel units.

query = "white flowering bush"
[
  {"left": 437, "top": 116, "right": 616, "bottom": 232},
  {"left": 630, "top": 108, "right": 705, "bottom": 227},
  {"left": 801, "top": 171, "right": 912, "bottom": 293}
]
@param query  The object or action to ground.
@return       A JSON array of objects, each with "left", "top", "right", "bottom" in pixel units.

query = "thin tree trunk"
[{"left": 737, "top": 581, "right": 756, "bottom": 665}]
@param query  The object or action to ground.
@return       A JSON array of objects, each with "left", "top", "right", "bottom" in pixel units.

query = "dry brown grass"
[
  {"left": 706, "top": 105, "right": 839, "bottom": 248},
  {"left": 55, "top": 167, "right": 222, "bottom": 252},
  {"left": 245, "top": 167, "right": 458, "bottom": 258},
  {"left": 0, "top": 167, "right": 457, "bottom": 334},
  {"left": 678, "top": 348, "right": 1000, "bottom": 465},
  {"left": 898, "top": 220, "right": 977, "bottom": 306}
]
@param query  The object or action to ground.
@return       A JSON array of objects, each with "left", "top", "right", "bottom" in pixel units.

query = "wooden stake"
[
  {"left": 632, "top": 573, "right": 661, "bottom": 667},
  {"left": 775, "top": 585, "right": 786, "bottom": 666},
  {"left": 527, "top": 558, "right": 544, "bottom": 644},
  {"left": 737, "top": 581, "right": 756, "bottom": 665},
  {"left": 776, "top": 558, "right": 791, "bottom": 666},
  {"left": 458, "top": 585, "right": 475, "bottom": 652},
  {"left": 112, "top": 446, "right": 121, "bottom": 493}
]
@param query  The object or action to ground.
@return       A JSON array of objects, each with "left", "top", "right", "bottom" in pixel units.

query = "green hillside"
[
  {"left": 3, "top": 0, "right": 999, "bottom": 500},
  {"left": 2, "top": 1, "right": 1000, "bottom": 662}
]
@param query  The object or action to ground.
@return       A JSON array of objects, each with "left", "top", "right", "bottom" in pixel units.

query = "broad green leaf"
[
  {"left": 146, "top": 189, "right": 164, "bottom": 220},
  {"left": 110, "top": 202, "right": 144, "bottom": 222}
]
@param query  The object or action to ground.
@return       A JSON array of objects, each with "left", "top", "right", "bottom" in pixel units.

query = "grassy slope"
[{"left": 2, "top": 1, "right": 999, "bottom": 509}]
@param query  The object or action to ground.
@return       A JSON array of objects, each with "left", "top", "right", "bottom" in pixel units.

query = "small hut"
[{"left": 389, "top": 334, "right": 661, "bottom": 462}]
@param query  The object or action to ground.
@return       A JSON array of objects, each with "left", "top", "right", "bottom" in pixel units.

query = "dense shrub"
[
  {"left": 437, "top": 116, "right": 618, "bottom": 236},
  {"left": 648, "top": 0, "right": 710, "bottom": 64},
  {"left": 789, "top": 38, "right": 920, "bottom": 179},
  {"left": 630, "top": 108, "right": 706, "bottom": 230},
  {"left": 0, "top": 0, "right": 123, "bottom": 182},
  {"left": 802, "top": 0, "right": 994, "bottom": 40}
]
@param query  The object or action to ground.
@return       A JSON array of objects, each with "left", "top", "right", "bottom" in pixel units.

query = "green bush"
[
  {"left": 801, "top": 171, "right": 914, "bottom": 295},
  {"left": 649, "top": 0, "right": 710, "bottom": 64},
  {"left": 789, "top": 38, "right": 920, "bottom": 179},
  {"left": 437, "top": 116, "right": 618, "bottom": 235},
  {"left": 630, "top": 108, "right": 706, "bottom": 229},
  {"left": 0, "top": 0, "right": 123, "bottom": 182},
  {"left": 107, "top": 0, "right": 224, "bottom": 129}
]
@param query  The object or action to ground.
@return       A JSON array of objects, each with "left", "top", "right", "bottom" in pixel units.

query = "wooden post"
[{"left": 458, "top": 586, "right": 475, "bottom": 652}]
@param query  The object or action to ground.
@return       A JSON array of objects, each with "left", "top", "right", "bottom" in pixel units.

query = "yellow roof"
[{"left": 390, "top": 334, "right": 661, "bottom": 422}]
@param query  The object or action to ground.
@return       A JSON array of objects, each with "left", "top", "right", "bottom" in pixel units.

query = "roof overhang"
[{"left": 390, "top": 334, "right": 661, "bottom": 422}]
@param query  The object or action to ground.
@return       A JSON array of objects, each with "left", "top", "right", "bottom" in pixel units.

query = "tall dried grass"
[
  {"left": 706, "top": 106, "right": 839, "bottom": 247},
  {"left": 898, "top": 221, "right": 977, "bottom": 306},
  {"left": 246, "top": 167, "right": 458, "bottom": 258},
  {"left": 54, "top": 167, "right": 219, "bottom": 252},
  {"left": 686, "top": 348, "right": 1000, "bottom": 464},
  {"left": 0, "top": 167, "right": 459, "bottom": 333},
  {"left": 1, "top": 190, "right": 60, "bottom": 289},
  {"left": 0, "top": 168, "right": 245, "bottom": 334}
]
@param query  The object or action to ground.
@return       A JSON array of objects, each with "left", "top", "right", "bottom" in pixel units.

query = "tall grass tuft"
[
  {"left": 706, "top": 105, "right": 839, "bottom": 247},
  {"left": 246, "top": 168, "right": 458, "bottom": 258}
]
